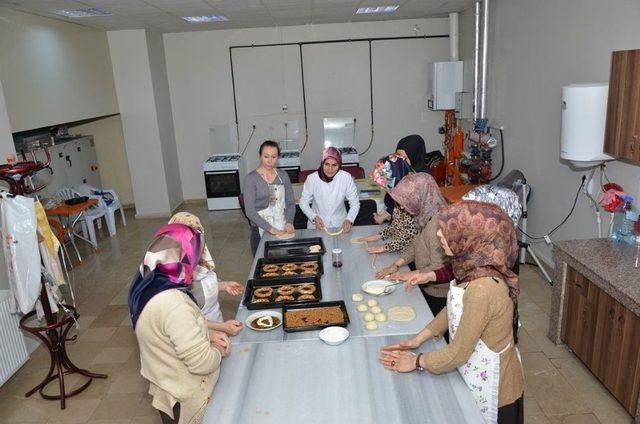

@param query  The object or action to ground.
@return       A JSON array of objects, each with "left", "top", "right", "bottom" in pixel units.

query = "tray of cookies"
[
  {"left": 282, "top": 301, "right": 350, "bottom": 332},
  {"left": 243, "top": 275, "right": 323, "bottom": 310},
  {"left": 263, "top": 237, "right": 326, "bottom": 258},
  {"left": 254, "top": 254, "right": 323, "bottom": 279}
]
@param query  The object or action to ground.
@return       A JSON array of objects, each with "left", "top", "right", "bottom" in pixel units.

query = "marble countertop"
[
  {"left": 554, "top": 238, "right": 640, "bottom": 315},
  {"left": 233, "top": 226, "right": 434, "bottom": 344},
  {"left": 204, "top": 335, "right": 484, "bottom": 424}
]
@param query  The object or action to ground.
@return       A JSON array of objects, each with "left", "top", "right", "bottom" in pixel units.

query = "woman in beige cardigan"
[{"left": 129, "top": 222, "right": 230, "bottom": 424}]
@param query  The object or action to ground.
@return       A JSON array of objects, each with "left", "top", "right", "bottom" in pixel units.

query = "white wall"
[
  {"left": 0, "top": 7, "right": 118, "bottom": 132},
  {"left": 147, "top": 30, "right": 183, "bottom": 211},
  {"left": 0, "top": 80, "right": 12, "bottom": 291},
  {"left": 164, "top": 18, "right": 451, "bottom": 200},
  {"left": 108, "top": 30, "right": 173, "bottom": 217},
  {"left": 461, "top": 0, "right": 640, "bottom": 264}
]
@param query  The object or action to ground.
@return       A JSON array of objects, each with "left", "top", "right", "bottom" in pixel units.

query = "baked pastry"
[
  {"left": 275, "top": 295, "right": 295, "bottom": 302},
  {"left": 298, "top": 294, "right": 316, "bottom": 301},
  {"left": 277, "top": 285, "right": 295, "bottom": 296},
  {"left": 282, "top": 271, "right": 298, "bottom": 276},
  {"left": 299, "top": 261, "right": 318, "bottom": 271},
  {"left": 262, "top": 264, "right": 279, "bottom": 273},
  {"left": 300, "top": 270, "right": 316, "bottom": 276},
  {"left": 252, "top": 298, "right": 270, "bottom": 304},
  {"left": 262, "top": 272, "right": 280, "bottom": 278},
  {"left": 254, "top": 287, "right": 273, "bottom": 298},
  {"left": 298, "top": 284, "right": 316, "bottom": 295},
  {"left": 281, "top": 263, "right": 298, "bottom": 272}
]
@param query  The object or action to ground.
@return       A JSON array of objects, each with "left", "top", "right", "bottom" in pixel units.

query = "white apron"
[
  {"left": 200, "top": 272, "right": 223, "bottom": 322},
  {"left": 257, "top": 174, "right": 286, "bottom": 236},
  {"left": 447, "top": 280, "right": 512, "bottom": 424}
]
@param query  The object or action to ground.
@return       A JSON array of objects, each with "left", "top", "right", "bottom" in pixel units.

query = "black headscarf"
[{"left": 396, "top": 135, "right": 427, "bottom": 173}]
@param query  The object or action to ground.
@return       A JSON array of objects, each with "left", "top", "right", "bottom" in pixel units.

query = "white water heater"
[{"left": 560, "top": 83, "right": 614, "bottom": 167}]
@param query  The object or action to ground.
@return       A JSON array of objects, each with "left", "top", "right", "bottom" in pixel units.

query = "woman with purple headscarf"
[{"left": 299, "top": 147, "right": 360, "bottom": 233}]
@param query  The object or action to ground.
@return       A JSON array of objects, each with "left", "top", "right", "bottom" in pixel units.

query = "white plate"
[
  {"left": 319, "top": 326, "right": 350, "bottom": 346},
  {"left": 246, "top": 310, "right": 283, "bottom": 331},
  {"left": 361, "top": 279, "right": 396, "bottom": 296}
]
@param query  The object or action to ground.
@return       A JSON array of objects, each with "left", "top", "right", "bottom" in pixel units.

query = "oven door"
[
  {"left": 278, "top": 166, "right": 300, "bottom": 184},
  {"left": 204, "top": 170, "right": 241, "bottom": 198}
]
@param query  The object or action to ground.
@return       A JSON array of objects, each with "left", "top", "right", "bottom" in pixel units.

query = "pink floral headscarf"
[{"left": 388, "top": 173, "right": 445, "bottom": 229}]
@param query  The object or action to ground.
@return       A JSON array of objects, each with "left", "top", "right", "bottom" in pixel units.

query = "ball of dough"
[
  {"left": 352, "top": 293, "right": 364, "bottom": 302},
  {"left": 370, "top": 306, "right": 382, "bottom": 314},
  {"left": 367, "top": 299, "right": 378, "bottom": 307},
  {"left": 363, "top": 312, "right": 375, "bottom": 322},
  {"left": 375, "top": 313, "right": 387, "bottom": 322},
  {"left": 356, "top": 304, "right": 368, "bottom": 312},
  {"left": 365, "top": 321, "right": 378, "bottom": 331}
]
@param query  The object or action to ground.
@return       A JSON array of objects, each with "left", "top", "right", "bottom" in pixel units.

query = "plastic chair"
[
  {"left": 55, "top": 187, "right": 106, "bottom": 248},
  {"left": 48, "top": 218, "right": 78, "bottom": 271},
  {"left": 77, "top": 184, "right": 127, "bottom": 237}
]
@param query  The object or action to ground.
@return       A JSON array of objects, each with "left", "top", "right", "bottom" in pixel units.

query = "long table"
[{"left": 204, "top": 226, "right": 483, "bottom": 423}]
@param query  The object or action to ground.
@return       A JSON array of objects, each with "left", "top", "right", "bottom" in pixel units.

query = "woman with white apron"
[
  {"left": 380, "top": 201, "right": 524, "bottom": 424},
  {"left": 243, "top": 140, "right": 296, "bottom": 255}
]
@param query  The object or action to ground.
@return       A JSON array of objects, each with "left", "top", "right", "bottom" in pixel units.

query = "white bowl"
[
  {"left": 361, "top": 279, "right": 396, "bottom": 296},
  {"left": 246, "top": 310, "right": 283, "bottom": 331},
  {"left": 319, "top": 326, "right": 350, "bottom": 346}
]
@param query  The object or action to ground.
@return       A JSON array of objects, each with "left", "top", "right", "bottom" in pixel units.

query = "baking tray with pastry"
[
  {"left": 254, "top": 254, "right": 324, "bottom": 279},
  {"left": 263, "top": 237, "right": 326, "bottom": 258},
  {"left": 282, "top": 301, "right": 350, "bottom": 333},
  {"left": 243, "top": 275, "right": 323, "bottom": 310}
]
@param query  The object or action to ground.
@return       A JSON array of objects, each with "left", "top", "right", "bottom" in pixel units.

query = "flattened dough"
[
  {"left": 388, "top": 306, "right": 416, "bottom": 322},
  {"left": 275, "top": 232, "right": 295, "bottom": 240}
]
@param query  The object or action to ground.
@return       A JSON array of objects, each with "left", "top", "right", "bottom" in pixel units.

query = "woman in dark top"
[
  {"left": 243, "top": 141, "right": 296, "bottom": 255},
  {"left": 375, "top": 134, "right": 429, "bottom": 224}
]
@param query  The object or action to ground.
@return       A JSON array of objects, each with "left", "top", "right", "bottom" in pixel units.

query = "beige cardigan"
[{"left": 135, "top": 289, "right": 221, "bottom": 423}]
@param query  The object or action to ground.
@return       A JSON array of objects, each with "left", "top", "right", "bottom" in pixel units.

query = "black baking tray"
[
  {"left": 282, "top": 300, "right": 350, "bottom": 333},
  {"left": 243, "top": 275, "right": 322, "bottom": 310},
  {"left": 253, "top": 254, "right": 324, "bottom": 279},
  {"left": 263, "top": 237, "right": 326, "bottom": 258}
]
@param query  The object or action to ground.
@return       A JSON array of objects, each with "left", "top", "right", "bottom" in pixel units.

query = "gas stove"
[
  {"left": 337, "top": 146, "right": 359, "bottom": 166},
  {"left": 203, "top": 153, "right": 242, "bottom": 172}
]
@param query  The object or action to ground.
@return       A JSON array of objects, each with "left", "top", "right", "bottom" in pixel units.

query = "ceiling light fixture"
[
  {"left": 53, "top": 8, "right": 112, "bottom": 18},
  {"left": 182, "top": 15, "right": 228, "bottom": 23},
  {"left": 356, "top": 6, "right": 399, "bottom": 14}
]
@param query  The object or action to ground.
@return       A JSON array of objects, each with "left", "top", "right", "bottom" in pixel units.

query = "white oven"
[
  {"left": 277, "top": 150, "right": 301, "bottom": 183},
  {"left": 203, "top": 153, "right": 245, "bottom": 210}
]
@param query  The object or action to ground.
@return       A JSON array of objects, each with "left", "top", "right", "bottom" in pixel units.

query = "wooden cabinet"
[
  {"left": 604, "top": 49, "right": 640, "bottom": 163},
  {"left": 561, "top": 266, "right": 640, "bottom": 415}
]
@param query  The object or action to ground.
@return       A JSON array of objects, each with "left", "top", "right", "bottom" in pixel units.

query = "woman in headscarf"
[
  {"left": 380, "top": 201, "right": 524, "bottom": 424},
  {"left": 365, "top": 172, "right": 444, "bottom": 255},
  {"left": 128, "top": 223, "right": 230, "bottom": 424},
  {"left": 374, "top": 134, "right": 428, "bottom": 224},
  {"left": 299, "top": 147, "right": 359, "bottom": 233},
  {"left": 168, "top": 212, "right": 244, "bottom": 337}
]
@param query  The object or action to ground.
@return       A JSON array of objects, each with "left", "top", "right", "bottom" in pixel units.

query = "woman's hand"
[
  {"left": 342, "top": 220, "right": 352, "bottom": 233},
  {"left": 284, "top": 223, "right": 295, "bottom": 234},
  {"left": 220, "top": 281, "right": 244, "bottom": 296},
  {"left": 406, "top": 271, "right": 436, "bottom": 287},
  {"left": 375, "top": 264, "right": 398, "bottom": 279},
  {"left": 313, "top": 216, "right": 325, "bottom": 231},
  {"left": 270, "top": 227, "right": 285, "bottom": 236},
  {"left": 373, "top": 210, "right": 391, "bottom": 224},
  {"left": 366, "top": 245, "right": 386, "bottom": 254},
  {"left": 379, "top": 350, "right": 418, "bottom": 373},
  {"left": 209, "top": 330, "right": 231, "bottom": 357},
  {"left": 381, "top": 335, "right": 423, "bottom": 352},
  {"left": 220, "top": 320, "right": 243, "bottom": 336},
  {"left": 357, "top": 234, "right": 381, "bottom": 243}
]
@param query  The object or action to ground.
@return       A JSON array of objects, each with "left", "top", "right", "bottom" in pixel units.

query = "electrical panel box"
[
  {"left": 455, "top": 91, "right": 473, "bottom": 119},
  {"left": 427, "top": 61, "right": 463, "bottom": 110}
]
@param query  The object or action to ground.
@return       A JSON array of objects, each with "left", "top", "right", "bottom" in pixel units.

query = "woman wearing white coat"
[{"left": 299, "top": 147, "right": 360, "bottom": 233}]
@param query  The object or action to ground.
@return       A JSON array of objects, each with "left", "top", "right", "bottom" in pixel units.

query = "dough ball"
[
  {"left": 363, "top": 312, "right": 375, "bottom": 322},
  {"left": 365, "top": 321, "right": 378, "bottom": 331},
  {"left": 356, "top": 304, "right": 368, "bottom": 312},
  {"left": 370, "top": 306, "right": 382, "bottom": 314},
  {"left": 375, "top": 313, "right": 387, "bottom": 322},
  {"left": 367, "top": 299, "right": 378, "bottom": 307},
  {"left": 352, "top": 293, "right": 364, "bottom": 302}
]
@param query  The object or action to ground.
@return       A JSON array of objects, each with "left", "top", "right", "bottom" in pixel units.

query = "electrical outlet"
[{"left": 251, "top": 124, "right": 256, "bottom": 130}]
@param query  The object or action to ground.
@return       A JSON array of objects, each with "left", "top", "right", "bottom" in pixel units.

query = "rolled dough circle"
[{"left": 388, "top": 306, "right": 416, "bottom": 322}]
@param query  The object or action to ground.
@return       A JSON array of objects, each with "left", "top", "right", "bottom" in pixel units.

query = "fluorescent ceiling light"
[
  {"left": 182, "top": 15, "right": 228, "bottom": 23},
  {"left": 53, "top": 8, "right": 112, "bottom": 18},
  {"left": 356, "top": 6, "right": 399, "bottom": 14}
]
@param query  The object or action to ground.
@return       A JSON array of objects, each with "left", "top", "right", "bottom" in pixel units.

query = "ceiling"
[{"left": 0, "top": 0, "right": 475, "bottom": 33}]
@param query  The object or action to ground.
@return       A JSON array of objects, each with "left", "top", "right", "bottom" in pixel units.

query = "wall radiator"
[{"left": 0, "top": 290, "right": 29, "bottom": 387}]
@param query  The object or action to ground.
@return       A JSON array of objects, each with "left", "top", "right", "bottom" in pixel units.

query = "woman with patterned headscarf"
[
  {"left": 380, "top": 201, "right": 524, "bottom": 424},
  {"left": 168, "top": 212, "right": 244, "bottom": 337},
  {"left": 299, "top": 147, "right": 359, "bottom": 233},
  {"left": 128, "top": 223, "right": 230, "bottom": 424}
]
